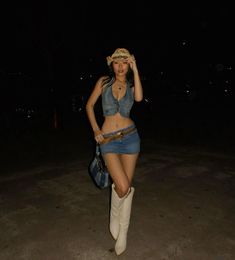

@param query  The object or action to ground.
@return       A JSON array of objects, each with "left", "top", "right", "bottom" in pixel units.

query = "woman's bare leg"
[
  {"left": 114, "top": 153, "right": 138, "bottom": 255},
  {"left": 102, "top": 153, "right": 131, "bottom": 240},
  {"left": 103, "top": 152, "right": 140, "bottom": 254},
  {"left": 102, "top": 153, "right": 130, "bottom": 197},
  {"left": 103, "top": 153, "right": 139, "bottom": 195},
  {"left": 119, "top": 153, "right": 139, "bottom": 184}
]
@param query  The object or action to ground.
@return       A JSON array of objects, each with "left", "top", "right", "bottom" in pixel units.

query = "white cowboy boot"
[
  {"left": 115, "top": 187, "right": 135, "bottom": 255},
  {"left": 110, "top": 184, "right": 128, "bottom": 240}
]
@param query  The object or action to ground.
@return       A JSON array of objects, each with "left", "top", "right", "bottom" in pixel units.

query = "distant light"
[{"left": 80, "top": 76, "right": 83, "bottom": 80}]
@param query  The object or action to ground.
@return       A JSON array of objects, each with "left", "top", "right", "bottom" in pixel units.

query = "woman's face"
[{"left": 112, "top": 59, "right": 129, "bottom": 76}]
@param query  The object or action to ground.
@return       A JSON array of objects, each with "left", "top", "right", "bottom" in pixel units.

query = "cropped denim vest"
[{"left": 102, "top": 78, "right": 134, "bottom": 118}]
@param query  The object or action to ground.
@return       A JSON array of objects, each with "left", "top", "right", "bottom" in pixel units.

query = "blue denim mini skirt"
[{"left": 100, "top": 124, "right": 140, "bottom": 155}]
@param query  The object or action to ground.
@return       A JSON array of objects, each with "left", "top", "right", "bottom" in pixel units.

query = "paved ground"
[{"left": 1, "top": 127, "right": 235, "bottom": 260}]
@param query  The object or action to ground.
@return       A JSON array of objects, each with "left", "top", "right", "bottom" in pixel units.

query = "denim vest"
[{"left": 102, "top": 78, "right": 134, "bottom": 118}]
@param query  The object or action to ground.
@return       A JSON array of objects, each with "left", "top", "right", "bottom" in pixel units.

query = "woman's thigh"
[
  {"left": 120, "top": 153, "right": 139, "bottom": 184},
  {"left": 102, "top": 153, "right": 130, "bottom": 194},
  {"left": 102, "top": 152, "right": 139, "bottom": 193}
]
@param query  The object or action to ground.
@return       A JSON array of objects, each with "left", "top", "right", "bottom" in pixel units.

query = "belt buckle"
[{"left": 117, "top": 131, "right": 124, "bottom": 138}]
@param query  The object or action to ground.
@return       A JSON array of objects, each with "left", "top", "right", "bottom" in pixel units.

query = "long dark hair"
[{"left": 101, "top": 63, "right": 134, "bottom": 87}]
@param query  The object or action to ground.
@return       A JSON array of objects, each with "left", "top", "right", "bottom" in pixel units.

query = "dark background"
[{"left": 0, "top": 3, "right": 234, "bottom": 169}]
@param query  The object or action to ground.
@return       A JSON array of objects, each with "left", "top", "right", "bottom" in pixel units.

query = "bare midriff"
[{"left": 101, "top": 113, "right": 134, "bottom": 134}]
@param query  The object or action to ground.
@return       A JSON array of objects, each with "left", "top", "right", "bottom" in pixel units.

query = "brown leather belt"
[{"left": 100, "top": 127, "right": 137, "bottom": 145}]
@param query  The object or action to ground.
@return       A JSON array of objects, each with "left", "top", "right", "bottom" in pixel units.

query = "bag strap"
[{"left": 96, "top": 143, "right": 101, "bottom": 155}]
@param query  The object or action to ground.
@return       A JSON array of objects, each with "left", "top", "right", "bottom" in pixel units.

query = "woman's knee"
[{"left": 115, "top": 182, "right": 130, "bottom": 198}]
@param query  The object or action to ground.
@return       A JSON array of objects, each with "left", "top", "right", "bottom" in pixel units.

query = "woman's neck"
[{"left": 116, "top": 77, "right": 126, "bottom": 83}]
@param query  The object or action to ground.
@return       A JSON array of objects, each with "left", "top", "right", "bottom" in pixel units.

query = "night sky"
[
  {"left": 0, "top": 3, "right": 233, "bottom": 117},
  {"left": 1, "top": 3, "right": 233, "bottom": 74}
]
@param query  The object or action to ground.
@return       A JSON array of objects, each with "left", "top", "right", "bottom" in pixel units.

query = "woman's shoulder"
[
  {"left": 98, "top": 75, "right": 114, "bottom": 88},
  {"left": 93, "top": 75, "right": 109, "bottom": 89},
  {"left": 97, "top": 75, "right": 110, "bottom": 83}
]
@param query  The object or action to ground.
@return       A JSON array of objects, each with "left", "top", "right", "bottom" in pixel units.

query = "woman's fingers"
[{"left": 95, "top": 132, "right": 104, "bottom": 143}]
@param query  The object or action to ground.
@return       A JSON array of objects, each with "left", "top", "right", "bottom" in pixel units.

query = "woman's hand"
[
  {"left": 128, "top": 55, "right": 137, "bottom": 71},
  {"left": 94, "top": 129, "right": 104, "bottom": 144}
]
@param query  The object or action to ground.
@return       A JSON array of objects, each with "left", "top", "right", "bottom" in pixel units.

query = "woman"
[{"left": 86, "top": 48, "right": 143, "bottom": 255}]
